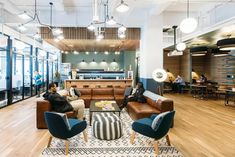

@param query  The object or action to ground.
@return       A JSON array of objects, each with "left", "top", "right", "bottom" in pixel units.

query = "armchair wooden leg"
[
  {"left": 130, "top": 130, "right": 136, "bottom": 144},
  {"left": 47, "top": 136, "right": 53, "bottom": 148},
  {"left": 83, "top": 131, "right": 88, "bottom": 142},
  {"left": 166, "top": 134, "right": 171, "bottom": 146},
  {"left": 153, "top": 140, "right": 159, "bottom": 156},
  {"left": 65, "top": 140, "right": 69, "bottom": 155}
]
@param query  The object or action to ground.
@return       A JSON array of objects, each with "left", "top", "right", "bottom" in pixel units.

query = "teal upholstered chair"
[
  {"left": 44, "top": 112, "right": 87, "bottom": 155},
  {"left": 130, "top": 111, "right": 175, "bottom": 155}
]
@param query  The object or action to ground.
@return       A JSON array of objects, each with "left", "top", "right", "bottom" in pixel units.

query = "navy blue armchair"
[
  {"left": 130, "top": 111, "right": 175, "bottom": 155},
  {"left": 44, "top": 112, "right": 87, "bottom": 155}
]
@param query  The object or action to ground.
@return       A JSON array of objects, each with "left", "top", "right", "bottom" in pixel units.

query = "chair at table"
[
  {"left": 130, "top": 111, "right": 175, "bottom": 156},
  {"left": 44, "top": 112, "right": 87, "bottom": 155}
]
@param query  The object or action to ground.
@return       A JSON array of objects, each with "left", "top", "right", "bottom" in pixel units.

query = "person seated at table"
[
  {"left": 120, "top": 82, "right": 146, "bottom": 110},
  {"left": 172, "top": 75, "right": 185, "bottom": 93},
  {"left": 43, "top": 82, "right": 85, "bottom": 120},
  {"left": 198, "top": 74, "right": 207, "bottom": 84}
]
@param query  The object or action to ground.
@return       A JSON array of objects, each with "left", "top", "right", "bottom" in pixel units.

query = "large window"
[{"left": 0, "top": 35, "right": 60, "bottom": 108}]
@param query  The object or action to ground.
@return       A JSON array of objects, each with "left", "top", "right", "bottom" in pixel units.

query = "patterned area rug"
[{"left": 41, "top": 110, "right": 183, "bottom": 157}]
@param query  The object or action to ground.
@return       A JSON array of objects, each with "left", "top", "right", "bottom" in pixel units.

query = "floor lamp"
[{"left": 152, "top": 69, "right": 167, "bottom": 96}]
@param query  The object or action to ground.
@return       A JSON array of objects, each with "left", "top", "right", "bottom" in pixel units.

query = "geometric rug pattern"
[{"left": 41, "top": 109, "right": 183, "bottom": 157}]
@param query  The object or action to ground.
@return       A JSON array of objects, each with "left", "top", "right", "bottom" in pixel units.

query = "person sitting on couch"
[
  {"left": 67, "top": 85, "right": 81, "bottom": 101},
  {"left": 120, "top": 82, "right": 146, "bottom": 110},
  {"left": 43, "top": 82, "right": 85, "bottom": 120}
]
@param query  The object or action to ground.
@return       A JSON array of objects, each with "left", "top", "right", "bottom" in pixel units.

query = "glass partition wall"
[
  {"left": 0, "top": 35, "right": 8, "bottom": 108},
  {"left": 0, "top": 35, "right": 59, "bottom": 108}
]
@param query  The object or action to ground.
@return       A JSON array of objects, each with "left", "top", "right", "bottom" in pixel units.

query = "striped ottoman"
[{"left": 92, "top": 113, "right": 123, "bottom": 140}]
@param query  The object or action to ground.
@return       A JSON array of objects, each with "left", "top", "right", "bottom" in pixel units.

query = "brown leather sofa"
[
  {"left": 78, "top": 87, "right": 124, "bottom": 107},
  {"left": 36, "top": 87, "right": 125, "bottom": 129},
  {"left": 36, "top": 99, "right": 77, "bottom": 129},
  {"left": 127, "top": 91, "right": 174, "bottom": 121}
]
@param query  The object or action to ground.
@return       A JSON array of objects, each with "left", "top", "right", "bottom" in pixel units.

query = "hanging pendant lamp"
[
  {"left": 217, "top": 38, "right": 235, "bottom": 51},
  {"left": 179, "top": 0, "right": 198, "bottom": 34}
]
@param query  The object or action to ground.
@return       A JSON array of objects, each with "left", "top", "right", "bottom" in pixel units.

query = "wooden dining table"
[
  {"left": 190, "top": 84, "right": 207, "bottom": 99},
  {"left": 224, "top": 89, "right": 235, "bottom": 106}
]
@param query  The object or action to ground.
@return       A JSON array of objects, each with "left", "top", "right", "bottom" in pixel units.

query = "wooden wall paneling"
[{"left": 163, "top": 50, "right": 180, "bottom": 78}]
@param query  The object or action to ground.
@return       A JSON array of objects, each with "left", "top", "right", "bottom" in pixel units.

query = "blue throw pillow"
[
  {"left": 151, "top": 111, "right": 170, "bottom": 131},
  {"left": 53, "top": 112, "right": 71, "bottom": 130}
]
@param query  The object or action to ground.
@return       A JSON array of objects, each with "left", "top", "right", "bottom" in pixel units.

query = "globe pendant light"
[
  {"left": 176, "top": 42, "right": 186, "bottom": 51},
  {"left": 179, "top": 0, "right": 198, "bottom": 34}
]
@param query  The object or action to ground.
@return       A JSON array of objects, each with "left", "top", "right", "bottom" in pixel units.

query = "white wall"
[{"left": 140, "top": 13, "right": 163, "bottom": 79}]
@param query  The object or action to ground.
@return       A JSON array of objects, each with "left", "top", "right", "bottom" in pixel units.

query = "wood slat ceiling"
[
  {"left": 41, "top": 27, "right": 140, "bottom": 52},
  {"left": 45, "top": 39, "right": 139, "bottom": 52}
]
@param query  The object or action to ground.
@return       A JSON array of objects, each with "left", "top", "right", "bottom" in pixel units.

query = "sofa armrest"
[
  {"left": 36, "top": 99, "right": 52, "bottom": 129},
  {"left": 156, "top": 99, "right": 174, "bottom": 112}
]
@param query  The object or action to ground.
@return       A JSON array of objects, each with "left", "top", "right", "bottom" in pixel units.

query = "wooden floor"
[{"left": 0, "top": 94, "right": 235, "bottom": 157}]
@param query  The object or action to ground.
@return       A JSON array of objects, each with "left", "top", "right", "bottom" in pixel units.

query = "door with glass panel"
[
  {"left": 12, "top": 52, "right": 23, "bottom": 102},
  {"left": 23, "top": 46, "right": 31, "bottom": 98},
  {"left": 32, "top": 53, "right": 37, "bottom": 96}
]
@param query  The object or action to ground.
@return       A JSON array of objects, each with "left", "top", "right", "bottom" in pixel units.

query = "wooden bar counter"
[{"left": 64, "top": 79, "right": 133, "bottom": 88}]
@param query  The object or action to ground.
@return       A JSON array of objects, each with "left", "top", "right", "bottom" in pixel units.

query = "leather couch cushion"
[
  {"left": 114, "top": 95, "right": 124, "bottom": 100},
  {"left": 92, "top": 88, "right": 114, "bottom": 95},
  {"left": 127, "top": 102, "right": 160, "bottom": 120},
  {"left": 128, "top": 102, "right": 160, "bottom": 114},
  {"left": 92, "top": 95, "right": 114, "bottom": 100},
  {"left": 78, "top": 88, "right": 92, "bottom": 95},
  {"left": 114, "top": 88, "right": 125, "bottom": 95}
]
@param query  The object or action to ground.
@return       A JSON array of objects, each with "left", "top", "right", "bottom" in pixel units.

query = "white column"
[{"left": 139, "top": 13, "right": 163, "bottom": 92}]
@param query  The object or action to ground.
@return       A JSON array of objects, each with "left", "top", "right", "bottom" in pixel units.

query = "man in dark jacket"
[
  {"left": 120, "top": 82, "right": 146, "bottom": 110},
  {"left": 43, "top": 83, "right": 85, "bottom": 119}
]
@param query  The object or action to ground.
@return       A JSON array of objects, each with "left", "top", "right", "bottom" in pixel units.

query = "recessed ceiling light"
[
  {"left": 104, "top": 51, "right": 109, "bottom": 55},
  {"left": 57, "top": 35, "right": 64, "bottom": 40},
  {"left": 54, "top": 38, "right": 60, "bottom": 42}
]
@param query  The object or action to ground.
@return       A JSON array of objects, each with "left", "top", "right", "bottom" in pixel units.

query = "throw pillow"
[
  {"left": 69, "top": 87, "right": 76, "bottom": 97},
  {"left": 124, "top": 87, "right": 133, "bottom": 96},
  {"left": 57, "top": 90, "right": 69, "bottom": 97},
  {"left": 151, "top": 111, "right": 170, "bottom": 131},
  {"left": 74, "top": 88, "right": 81, "bottom": 97},
  {"left": 53, "top": 112, "right": 71, "bottom": 130}
]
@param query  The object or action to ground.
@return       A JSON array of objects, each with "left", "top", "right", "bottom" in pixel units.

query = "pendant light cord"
[{"left": 187, "top": 0, "right": 189, "bottom": 18}]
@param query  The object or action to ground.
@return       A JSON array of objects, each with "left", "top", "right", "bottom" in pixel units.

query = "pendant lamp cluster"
[
  {"left": 179, "top": 0, "right": 198, "bottom": 34},
  {"left": 17, "top": 0, "right": 64, "bottom": 42},
  {"left": 170, "top": 0, "right": 198, "bottom": 54},
  {"left": 87, "top": 0, "right": 129, "bottom": 41}
]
